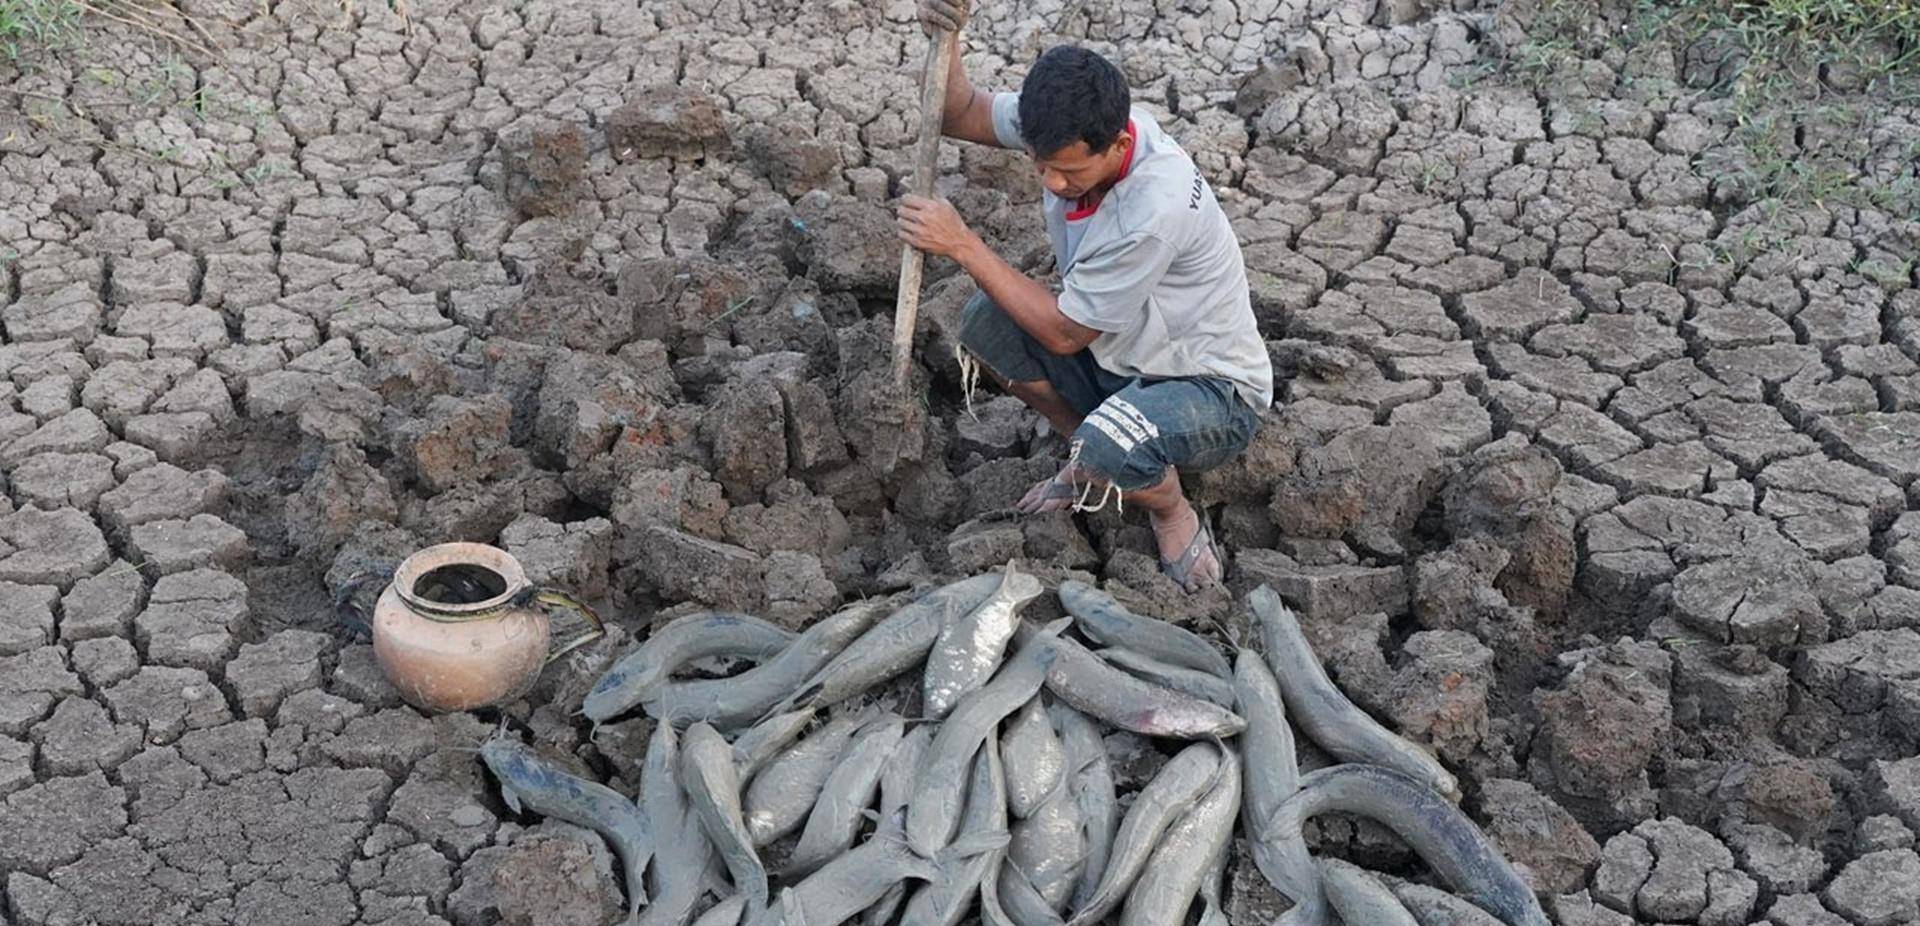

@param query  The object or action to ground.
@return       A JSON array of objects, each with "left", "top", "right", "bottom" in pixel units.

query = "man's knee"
[
  {"left": 957, "top": 291, "right": 1040, "bottom": 384},
  {"left": 1071, "top": 384, "right": 1257, "bottom": 491},
  {"left": 957, "top": 291, "right": 1009, "bottom": 352},
  {"left": 1071, "top": 399, "right": 1168, "bottom": 492}
]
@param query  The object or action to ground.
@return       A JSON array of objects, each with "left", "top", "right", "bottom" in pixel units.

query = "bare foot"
[
  {"left": 1016, "top": 462, "right": 1083, "bottom": 514},
  {"left": 1152, "top": 503, "right": 1222, "bottom": 591}
]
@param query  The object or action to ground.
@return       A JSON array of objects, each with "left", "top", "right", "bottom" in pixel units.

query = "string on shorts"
[
  {"left": 1064, "top": 439, "right": 1123, "bottom": 514},
  {"left": 956, "top": 345, "right": 982, "bottom": 421}
]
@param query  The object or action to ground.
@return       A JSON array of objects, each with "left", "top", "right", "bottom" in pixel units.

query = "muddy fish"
[
  {"left": 730, "top": 709, "right": 815, "bottom": 784},
  {"left": 1009, "top": 779, "right": 1086, "bottom": 911},
  {"left": 587, "top": 612, "right": 796, "bottom": 723},
  {"left": 744, "top": 710, "right": 868, "bottom": 847},
  {"left": 900, "top": 736, "right": 1013, "bottom": 926},
  {"left": 907, "top": 620, "right": 1066, "bottom": 857},
  {"left": 1197, "top": 836, "right": 1230, "bottom": 926},
  {"left": 1233, "top": 649, "right": 1318, "bottom": 916},
  {"left": 636, "top": 722, "right": 714, "bottom": 926},
  {"left": 1058, "top": 579, "right": 1230, "bottom": 677},
  {"left": 999, "top": 862, "right": 1070, "bottom": 926},
  {"left": 1264, "top": 764, "right": 1550, "bottom": 926},
  {"left": 747, "top": 809, "right": 965, "bottom": 926},
  {"left": 1065, "top": 741, "right": 1220, "bottom": 926},
  {"left": 864, "top": 726, "right": 934, "bottom": 926},
  {"left": 1320, "top": 857, "right": 1419, "bottom": 926},
  {"left": 681, "top": 722, "right": 768, "bottom": 921},
  {"left": 1390, "top": 881, "right": 1508, "bottom": 926},
  {"left": 647, "top": 600, "right": 890, "bottom": 730},
  {"left": 775, "top": 574, "right": 1003, "bottom": 715},
  {"left": 1118, "top": 744, "right": 1240, "bottom": 926},
  {"left": 924, "top": 561, "right": 1044, "bottom": 720},
  {"left": 480, "top": 735, "right": 653, "bottom": 918},
  {"left": 1013, "top": 623, "right": 1245, "bottom": 739},
  {"left": 1098, "top": 647, "right": 1237, "bottom": 708},
  {"left": 1001, "top": 696, "right": 1067, "bottom": 820},
  {"left": 1249, "top": 585, "right": 1459, "bottom": 801},
  {"left": 1049, "top": 702, "right": 1117, "bottom": 912},
  {"left": 691, "top": 896, "right": 747, "bottom": 926},
  {"left": 784, "top": 714, "right": 905, "bottom": 878}
]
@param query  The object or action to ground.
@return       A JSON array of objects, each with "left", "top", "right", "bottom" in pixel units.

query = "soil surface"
[{"left": 2, "top": 0, "right": 1918, "bottom": 924}]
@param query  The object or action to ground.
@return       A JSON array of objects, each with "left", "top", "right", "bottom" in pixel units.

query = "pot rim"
[{"left": 392, "top": 542, "right": 531, "bottom": 619}]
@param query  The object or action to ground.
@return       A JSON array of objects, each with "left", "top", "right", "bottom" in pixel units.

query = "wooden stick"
[{"left": 889, "top": 27, "right": 958, "bottom": 393}]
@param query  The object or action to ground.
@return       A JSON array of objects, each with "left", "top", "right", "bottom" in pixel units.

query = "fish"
[
  {"left": 480, "top": 734, "right": 653, "bottom": 918},
  {"left": 923, "top": 561, "right": 1043, "bottom": 720}
]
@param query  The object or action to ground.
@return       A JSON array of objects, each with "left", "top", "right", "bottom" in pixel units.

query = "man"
[{"left": 895, "top": 0, "right": 1273, "bottom": 592}]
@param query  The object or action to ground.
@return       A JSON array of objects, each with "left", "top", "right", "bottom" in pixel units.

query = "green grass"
[
  {"left": 1505, "top": 0, "right": 1920, "bottom": 96},
  {"left": 3, "top": 0, "right": 219, "bottom": 67},
  {"left": 1492, "top": 0, "right": 1920, "bottom": 223},
  {"left": 1664, "top": 0, "right": 1920, "bottom": 82},
  {"left": 0, "top": 0, "right": 83, "bottom": 62}
]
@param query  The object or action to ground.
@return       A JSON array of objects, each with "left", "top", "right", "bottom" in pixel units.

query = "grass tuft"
[
  {"left": 2, "top": 0, "right": 219, "bottom": 65},
  {"left": 0, "top": 0, "right": 83, "bottom": 62},
  {"left": 1669, "top": 0, "right": 1920, "bottom": 77}
]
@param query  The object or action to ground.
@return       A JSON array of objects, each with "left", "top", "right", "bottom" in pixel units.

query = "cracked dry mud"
[{"left": 1, "top": 0, "right": 1917, "bottom": 924}]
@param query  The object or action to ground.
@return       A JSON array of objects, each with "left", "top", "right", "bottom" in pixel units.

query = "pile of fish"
[{"left": 478, "top": 564, "right": 1552, "bottom": 926}]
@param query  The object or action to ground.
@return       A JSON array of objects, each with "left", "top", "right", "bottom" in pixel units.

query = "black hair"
[{"left": 1016, "top": 46, "right": 1131, "bottom": 158}]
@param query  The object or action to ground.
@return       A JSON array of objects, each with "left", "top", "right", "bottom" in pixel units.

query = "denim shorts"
[{"left": 957, "top": 292, "right": 1261, "bottom": 491}]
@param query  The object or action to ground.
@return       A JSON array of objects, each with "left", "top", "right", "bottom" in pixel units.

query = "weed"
[
  {"left": 1665, "top": 0, "right": 1920, "bottom": 94},
  {"left": 708, "top": 295, "right": 755, "bottom": 327},
  {"left": 0, "top": 0, "right": 83, "bottom": 62},
  {"left": 242, "top": 158, "right": 290, "bottom": 184},
  {"left": 188, "top": 84, "right": 212, "bottom": 119},
  {"left": 1856, "top": 255, "right": 1918, "bottom": 286},
  {"left": 3, "top": 0, "right": 216, "bottom": 64},
  {"left": 1446, "top": 60, "right": 1499, "bottom": 89},
  {"left": 1414, "top": 158, "right": 1456, "bottom": 194},
  {"left": 1512, "top": 35, "right": 1579, "bottom": 90}
]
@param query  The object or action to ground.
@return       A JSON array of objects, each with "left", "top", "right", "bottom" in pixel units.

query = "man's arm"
[
  {"left": 954, "top": 236, "right": 1100, "bottom": 355},
  {"left": 920, "top": 0, "right": 1006, "bottom": 148},
  {"left": 934, "top": 32, "right": 1003, "bottom": 147},
  {"left": 896, "top": 196, "right": 1099, "bottom": 356}
]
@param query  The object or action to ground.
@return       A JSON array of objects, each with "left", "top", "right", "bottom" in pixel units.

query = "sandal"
[{"left": 1160, "top": 518, "right": 1224, "bottom": 593}]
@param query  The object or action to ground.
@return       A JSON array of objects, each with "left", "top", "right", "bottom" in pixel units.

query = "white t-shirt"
[{"left": 990, "top": 93, "right": 1273, "bottom": 410}]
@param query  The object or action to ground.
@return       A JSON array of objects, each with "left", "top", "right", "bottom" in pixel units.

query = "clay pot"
[{"left": 371, "top": 542, "right": 603, "bottom": 712}]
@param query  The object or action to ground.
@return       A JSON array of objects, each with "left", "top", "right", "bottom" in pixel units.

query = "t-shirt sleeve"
[
  {"left": 1057, "top": 233, "right": 1176, "bottom": 334},
  {"left": 990, "top": 92, "right": 1024, "bottom": 150}
]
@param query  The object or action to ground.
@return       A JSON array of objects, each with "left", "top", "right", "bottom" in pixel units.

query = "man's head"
[{"left": 1017, "top": 46, "right": 1132, "bottom": 201}]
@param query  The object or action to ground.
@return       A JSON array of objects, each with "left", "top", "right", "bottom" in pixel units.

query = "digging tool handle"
[{"left": 890, "top": 27, "right": 958, "bottom": 392}]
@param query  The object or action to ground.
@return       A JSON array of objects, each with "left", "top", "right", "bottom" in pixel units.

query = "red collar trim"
[{"left": 1064, "top": 119, "right": 1137, "bottom": 222}]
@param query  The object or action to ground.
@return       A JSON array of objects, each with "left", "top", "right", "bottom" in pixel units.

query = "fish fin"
[
  {"left": 1198, "top": 894, "right": 1229, "bottom": 926},
  {"left": 778, "top": 887, "right": 805, "bottom": 926},
  {"left": 933, "top": 829, "right": 1012, "bottom": 866},
  {"left": 778, "top": 681, "right": 824, "bottom": 717},
  {"left": 1206, "top": 734, "right": 1229, "bottom": 775},
  {"left": 499, "top": 785, "right": 523, "bottom": 815}
]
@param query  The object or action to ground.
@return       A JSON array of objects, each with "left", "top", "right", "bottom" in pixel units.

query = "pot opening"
[{"left": 414, "top": 564, "right": 510, "bottom": 605}]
